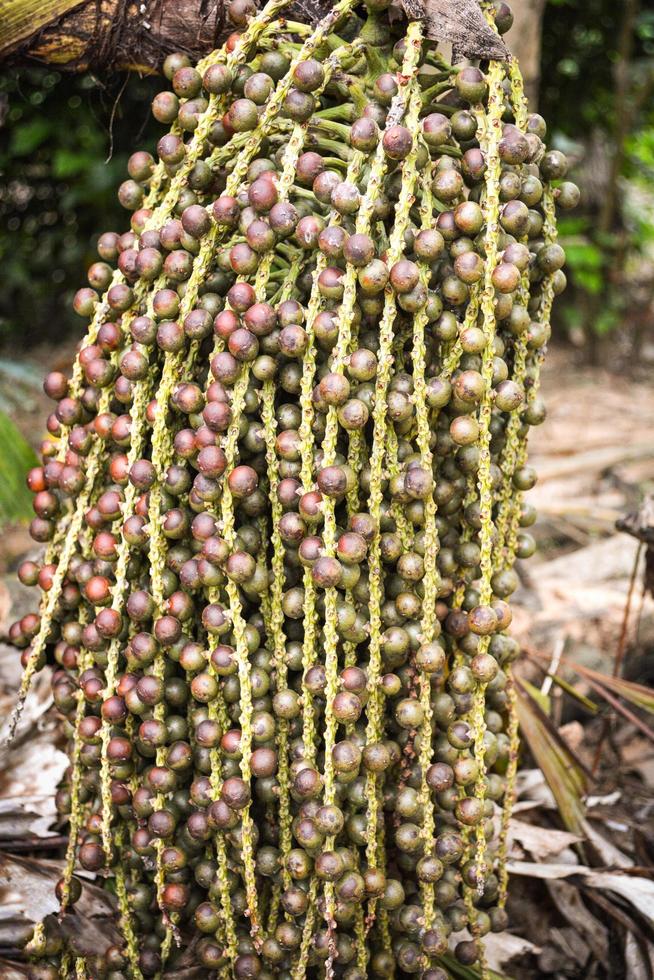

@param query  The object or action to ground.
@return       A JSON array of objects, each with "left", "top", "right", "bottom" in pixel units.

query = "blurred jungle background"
[
  {"left": 2, "top": 0, "right": 654, "bottom": 362},
  {"left": 1, "top": 1, "right": 654, "bottom": 977}
]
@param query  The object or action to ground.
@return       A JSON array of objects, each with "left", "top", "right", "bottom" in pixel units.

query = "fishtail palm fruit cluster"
[{"left": 10, "top": 0, "right": 578, "bottom": 976}]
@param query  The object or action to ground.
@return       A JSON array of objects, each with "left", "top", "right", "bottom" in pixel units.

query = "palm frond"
[
  {"left": 515, "top": 678, "right": 589, "bottom": 835},
  {"left": 0, "top": 411, "right": 38, "bottom": 524}
]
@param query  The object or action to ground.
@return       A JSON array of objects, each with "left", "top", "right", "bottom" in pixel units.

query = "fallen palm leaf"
[
  {"left": 507, "top": 861, "right": 654, "bottom": 928},
  {"left": 0, "top": 855, "right": 122, "bottom": 962},
  {"left": 508, "top": 818, "right": 582, "bottom": 860},
  {"left": 545, "top": 672, "right": 599, "bottom": 714},
  {"left": 545, "top": 879, "right": 610, "bottom": 964},
  {"left": 580, "top": 817, "right": 634, "bottom": 869},
  {"left": 58, "top": 911, "right": 122, "bottom": 959},
  {"left": 483, "top": 932, "right": 541, "bottom": 972},
  {"left": 581, "top": 676, "right": 654, "bottom": 742},
  {"left": 0, "top": 737, "right": 67, "bottom": 815},
  {"left": 519, "top": 676, "right": 551, "bottom": 714},
  {"left": 546, "top": 924, "right": 592, "bottom": 971},
  {"left": 515, "top": 679, "right": 589, "bottom": 835},
  {"left": 586, "top": 790, "right": 621, "bottom": 808},
  {"left": 530, "top": 650, "right": 654, "bottom": 715},
  {"left": 0, "top": 853, "right": 114, "bottom": 930},
  {"left": 580, "top": 666, "right": 654, "bottom": 715},
  {"left": 0, "top": 796, "right": 61, "bottom": 842},
  {"left": 582, "top": 886, "right": 654, "bottom": 976},
  {"left": 623, "top": 931, "right": 654, "bottom": 980},
  {"left": 514, "top": 768, "right": 558, "bottom": 808},
  {"left": 0, "top": 961, "right": 29, "bottom": 979}
]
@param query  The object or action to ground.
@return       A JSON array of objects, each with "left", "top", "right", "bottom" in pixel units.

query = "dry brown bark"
[
  {"left": 0, "top": 0, "right": 332, "bottom": 73},
  {"left": 417, "top": 0, "right": 507, "bottom": 60},
  {"left": 0, "top": 0, "right": 507, "bottom": 73}
]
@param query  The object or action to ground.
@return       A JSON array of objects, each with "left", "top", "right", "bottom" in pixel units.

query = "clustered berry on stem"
[{"left": 11, "top": 0, "right": 578, "bottom": 976}]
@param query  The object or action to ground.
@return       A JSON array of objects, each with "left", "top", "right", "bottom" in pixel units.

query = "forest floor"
[{"left": 0, "top": 343, "right": 653, "bottom": 977}]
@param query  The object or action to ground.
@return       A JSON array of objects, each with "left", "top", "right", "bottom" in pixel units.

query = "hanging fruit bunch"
[{"left": 9, "top": 0, "right": 578, "bottom": 975}]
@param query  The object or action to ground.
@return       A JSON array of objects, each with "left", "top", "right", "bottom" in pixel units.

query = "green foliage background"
[
  {"left": 0, "top": 0, "right": 653, "bottom": 351},
  {"left": 539, "top": 0, "right": 654, "bottom": 344},
  {"left": 0, "top": 69, "right": 159, "bottom": 346}
]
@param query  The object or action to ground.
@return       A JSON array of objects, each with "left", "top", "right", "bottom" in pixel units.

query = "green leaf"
[
  {"left": 519, "top": 678, "right": 551, "bottom": 714},
  {"left": 562, "top": 305, "right": 583, "bottom": 331},
  {"left": 573, "top": 268, "right": 603, "bottom": 294},
  {"left": 9, "top": 117, "right": 52, "bottom": 155},
  {"left": 52, "top": 148, "right": 94, "bottom": 179},
  {"left": 593, "top": 307, "right": 620, "bottom": 336},
  {"left": 0, "top": 411, "right": 38, "bottom": 524},
  {"left": 548, "top": 674, "right": 599, "bottom": 714},
  {"left": 557, "top": 215, "right": 591, "bottom": 236},
  {"left": 562, "top": 241, "right": 603, "bottom": 268}
]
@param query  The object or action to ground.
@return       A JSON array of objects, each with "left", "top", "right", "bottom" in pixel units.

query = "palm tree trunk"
[{"left": 504, "top": 0, "right": 547, "bottom": 108}]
